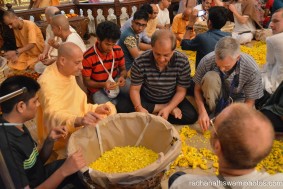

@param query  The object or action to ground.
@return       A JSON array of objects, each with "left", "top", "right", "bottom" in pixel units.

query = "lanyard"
[{"left": 93, "top": 45, "right": 115, "bottom": 77}]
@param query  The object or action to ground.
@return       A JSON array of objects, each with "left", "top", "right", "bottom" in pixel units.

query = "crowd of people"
[{"left": 0, "top": 0, "right": 283, "bottom": 188}]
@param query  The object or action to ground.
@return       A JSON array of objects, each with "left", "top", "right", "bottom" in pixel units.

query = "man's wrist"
[
  {"left": 15, "top": 49, "right": 19, "bottom": 55},
  {"left": 186, "top": 26, "right": 194, "bottom": 31},
  {"left": 134, "top": 104, "right": 142, "bottom": 111}
]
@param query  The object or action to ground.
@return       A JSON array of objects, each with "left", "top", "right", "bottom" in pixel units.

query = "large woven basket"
[
  {"left": 80, "top": 170, "right": 165, "bottom": 189},
  {"left": 68, "top": 113, "right": 181, "bottom": 189}
]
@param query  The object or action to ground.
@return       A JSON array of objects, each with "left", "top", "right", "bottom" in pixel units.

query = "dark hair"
[
  {"left": 208, "top": 6, "right": 228, "bottom": 29},
  {"left": 140, "top": 3, "right": 153, "bottom": 15},
  {"left": 96, "top": 21, "right": 121, "bottom": 41},
  {"left": 3, "top": 10, "right": 16, "bottom": 19},
  {"left": 133, "top": 10, "right": 149, "bottom": 22},
  {"left": 0, "top": 76, "right": 40, "bottom": 114}
]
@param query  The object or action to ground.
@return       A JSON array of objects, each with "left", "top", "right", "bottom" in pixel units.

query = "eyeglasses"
[
  {"left": 134, "top": 21, "right": 147, "bottom": 27},
  {"left": 210, "top": 117, "right": 218, "bottom": 136}
]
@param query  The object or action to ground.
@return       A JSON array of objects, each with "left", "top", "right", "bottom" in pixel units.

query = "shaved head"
[
  {"left": 57, "top": 42, "right": 83, "bottom": 76},
  {"left": 182, "top": 8, "right": 192, "bottom": 21},
  {"left": 214, "top": 103, "right": 274, "bottom": 169},
  {"left": 51, "top": 14, "right": 70, "bottom": 31},
  {"left": 45, "top": 6, "right": 60, "bottom": 17},
  {"left": 58, "top": 42, "right": 83, "bottom": 58}
]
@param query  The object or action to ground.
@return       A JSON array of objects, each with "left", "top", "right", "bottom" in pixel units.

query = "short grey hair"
[
  {"left": 215, "top": 37, "right": 241, "bottom": 60},
  {"left": 151, "top": 29, "right": 176, "bottom": 50}
]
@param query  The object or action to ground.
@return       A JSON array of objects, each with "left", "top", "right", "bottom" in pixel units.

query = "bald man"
[
  {"left": 3, "top": 11, "right": 44, "bottom": 70},
  {"left": 49, "top": 14, "right": 86, "bottom": 52},
  {"left": 145, "top": 4, "right": 159, "bottom": 37},
  {"left": 37, "top": 42, "right": 115, "bottom": 159},
  {"left": 36, "top": 7, "right": 76, "bottom": 73},
  {"left": 169, "top": 103, "right": 283, "bottom": 189},
  {"left": 117, "top": 30, "right": 197, "bottom": 125},
  {"left": 171, "top": 8, "right": 196, "bottom": 47}
]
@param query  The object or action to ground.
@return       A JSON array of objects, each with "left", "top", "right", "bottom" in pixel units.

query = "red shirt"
[{"left": 82, "top": 43, "right": 125, "bottom": 94}]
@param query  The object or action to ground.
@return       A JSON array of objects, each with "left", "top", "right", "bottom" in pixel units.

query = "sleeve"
[
  {"left": 27, "top": 22, "right": 39, "bottom": 44},
  {"left": 244, "top": 67, "right": 264, "bottom": 100},
  {"left": 81, "top": 55, "right": 93, "bottom": 77},
  {"left": 124, "top": 36, "right": 138, "bottom": 49},
  {"left": 0, "top": 139, "right": 29, "bottom": 188},
  {"left": 180, "top": 36, "right": 200, "bottom": 51},
  {"left": 177, "top": 58, "right": 192, "bottom": 88},
  {"left": 130, "top": 60, "right": 143, "bottom": 86},
  {"left": 193, "top": 55, "right": 209, "bottom": 85}
]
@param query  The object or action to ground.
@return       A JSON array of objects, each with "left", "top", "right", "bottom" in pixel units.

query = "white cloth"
[
  {"left": 45, "top": 25, "right": 77, "bottom": 57},
  {"left": 262, "top": 32, "right": 283, "bottom": 94},
  {"left": 194, "top": 4, "right": 206, "bottom": 22},
  {"left": 65, "top": 32, "right": 86, "bottom": 52},
  {"left": 170, "top": 170, "right": 283, "bottom": 189},
  {"left": 233, "top": 3, "right": 256, "bottom": 33},
  {"left": 157, "top": 4, "right": 170, "bottom": 26}
]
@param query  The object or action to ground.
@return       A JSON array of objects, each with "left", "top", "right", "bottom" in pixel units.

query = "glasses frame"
[{"left": 210, "top": 117, "right": 218, "bottom": 136}]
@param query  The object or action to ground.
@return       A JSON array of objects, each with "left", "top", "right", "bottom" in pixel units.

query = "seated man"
[
  {"left": 50, "top": 14, "right": 87, "bottom": 91},
  {"left": 120, "top": 3, "right": 154, "bottom": 46},
  {"left": 117, "top": 30, "right": 198, "bottom": 125},
  {"left": 0, "top": 75, "right": 85, "bottom": 188},
  {"left": 35, "top": 6, "right": 60, "bottom": 73},
  {"left": 3, "top": 11, "right": 44, "bottom": 70},
  {"left": 261, "top": 81, "right": 283, "bottom": 132},
  {"left": 169, "top": 103, "right": 282, "bottom": 189},
  {"left": 194, "top": 0, "right": 212, "bottom": 22},
  {"left": 118, "top": 10, "right": 149, "bottom": 71},
  {"left": 156, "top": 0, "right": 172, "bottom": 29},
  {"left": 82, "top": 21, "right": 129, "bottom": 105},
  {"left": 216, "top": 0, "right": 263, "bottom": 44},
  {"left": 262, "top": 8, "right": 283, "bottom": 94},
  {"left": 171, "top": 8, "right": 196, "bottom": 47},
  {"left": 194, "top": 37, "right": 263, "bottom": 131},
  {"left": 37, "top": 42, "right": 115, "bottom": 159},
  {"left": 145, "top": 4, "right": 159, "bottom": 38},
  {"left": 181, "top": 6, "right": 231, "bottom": 68}
]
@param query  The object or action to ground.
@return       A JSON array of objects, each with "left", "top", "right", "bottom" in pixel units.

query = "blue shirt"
[{"left": 181, "top": 29, "right": 231, "bottom": 68}]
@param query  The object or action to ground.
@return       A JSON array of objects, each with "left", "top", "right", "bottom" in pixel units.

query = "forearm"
[
  {"left": 17, "top": 43, "right": 35, "bottom": 54},
  {"left": 36, "top": 167, "right": 66, "bottom": 189},
  {"left": 166, "top": 88, "right": 186, "bottom": 111},
  {"left": 39, "top": 137, "right": 54, "bottom": 164},
  {"left": 84, "top": 79, "right": 106, "bottom": 89},
  {"left": 232, "top": 11, "right": 248, "bottom": 24},
  {"left": 138, "top": 43, "right": 151, "bottom": 51},
  {"left": 42, "top": 44, "right": 51, "bottom": 56},
  {"left": 194, "top": 84, "right": 207, "bottom": 114},
  {"left": 130, "top": 87, "right": 142, "bottom": 110}
]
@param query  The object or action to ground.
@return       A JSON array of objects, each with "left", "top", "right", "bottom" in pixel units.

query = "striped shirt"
[
  {"left": 131, "top": 50, "right": 192, "bottom": 103},
  {"left": 193, "top": 52, "right": 263, "bottom": 101},
  {"left": 82, "top": 43, "right": 125, "bottom": 93}
]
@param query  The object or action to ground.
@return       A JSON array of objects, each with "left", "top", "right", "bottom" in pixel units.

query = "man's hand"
[
  {"left": 38, "top": 53, "right": 47, "bottom": 61},
  {"left": 81, "top": 112, "right": 103, "bottom": 126},
  {"left": 4, "top": 50, "right": 17, "bottom": 61},
  {"left": 136, "top": 105, "right": 148, "bottom": 113},
  {"left": 198, "top": 111, "right": 210, "bottom": 131},
  {"left": 95, "top": 104, "right": 111, "bottom": 115},
  {"left": 60, "top": 149, "right": 86, "bottom": 177},
  {"left": 105, "top": 80, "right": 118, "bottom": 90},
  {"left": 117, "top": 76, "right": 126, "bottom": 87},
  {"left": 48, "top": 126, "right": 68, "bottom": 142},
  {"left": 158, "top": 107, "right": 171, "bottom": 120},
  {"left": 228, "top": 4, "right": 237, "bottom": 13},
  {"left": 42, "top": 58, "right": 56, "bottom": 66},
  {"left": 48, "top": 39, "right": 59, "bottom": 49}
]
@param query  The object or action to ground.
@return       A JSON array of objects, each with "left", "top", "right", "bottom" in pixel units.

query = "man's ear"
[
  {"left": 16, "top": 101, "right": 26, "bottom": 114},
  {"left": 58, "top": 56, "right": 65, "bottom": 66},
  {"left": 212, "top": 139, "right": 222, "bottom": 155}
]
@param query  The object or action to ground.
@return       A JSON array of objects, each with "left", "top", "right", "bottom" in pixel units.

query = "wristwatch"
[{"left": 15, "top": 49, "right": 19, "bottom": 55}]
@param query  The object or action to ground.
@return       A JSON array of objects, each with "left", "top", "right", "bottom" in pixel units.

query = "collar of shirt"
[{"left": 0, "top": 116, "right": 27, "bottom": 137}]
